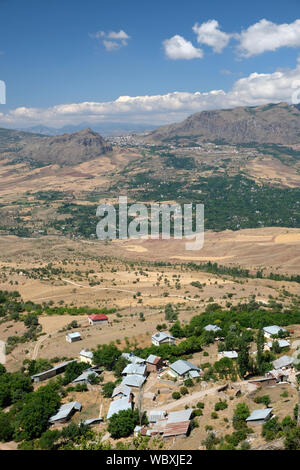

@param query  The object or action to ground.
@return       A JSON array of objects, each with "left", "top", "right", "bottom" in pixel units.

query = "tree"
[
  {"left": 164, "top": 304, "right": 178, "bottom": 323},
  {"left": 237, "top": 337, "right": 251, "bottom": 378},
  {"left": 0, "top": 412, "right": 14, "bottom": 442},
  {"left": 108, "top": 409, "right": 143, "bottom": 439},
  {"left": 14, "top": 383, "right": 61, "bottom": 440},
  {"left": 38, "top": 429, "right": 61, "bottom": 450},
  {"left": 0, "top": 364, "right": 6, "bottom": 376},
  {"left": 233, "top": 403, "right": 250, "bottom": 430},
  {"left": 63, "top": 362, "right": 88, "bottom": 385},
  {"left": 93, "top": 344, "right": 121, "bottom": 370},
  {"left": 256, "top": 328, "right": 265, "bottom": 374},
  {"left": 113, "top": 357, "right": 129, "bottom": 378},
  {"left": 102, "top": 381, "right": 115, "bottom": 398}
]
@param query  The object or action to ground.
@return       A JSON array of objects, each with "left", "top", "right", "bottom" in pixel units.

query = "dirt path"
[{"left": 62, "top": 279, "right": 200, "bottom": 303}]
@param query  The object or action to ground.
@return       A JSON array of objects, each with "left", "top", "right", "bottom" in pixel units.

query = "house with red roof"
[{"left": 88, "top": 314, "right": 109, "bottom": 325}]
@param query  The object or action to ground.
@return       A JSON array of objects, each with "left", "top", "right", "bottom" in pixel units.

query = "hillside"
[
  {"left": 11, "top": 128, "right": 113, "bottom": 166},
  {"left": 146, "top": 102, "right": 300, "bottom": 145}
]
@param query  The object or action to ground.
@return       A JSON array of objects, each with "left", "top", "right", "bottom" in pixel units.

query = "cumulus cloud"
[
  {"left": 163, "top": 35, "right": 203, "bottom": 60},
  {"left": 90, "top": 29, "right": 130, "bottom": 51},
  {"left": 1, "top": 60, "right": 300, "bottom": 127},
  {"left": 193, "top": 20, "right": 231, "bottom": 53},
  {"left": 237, "top": 19, "right": 300, "bottom": 57}
]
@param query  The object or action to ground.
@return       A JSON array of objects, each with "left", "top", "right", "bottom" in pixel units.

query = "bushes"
[
  {"left": 172, "top": 392, "right": 181, "bottom": 400},
  {"left": 232, "top": 403, "right": 250, "bottom": 430},
  {"left": 215, "top": 400, "right": 228, "bottom": 412}
]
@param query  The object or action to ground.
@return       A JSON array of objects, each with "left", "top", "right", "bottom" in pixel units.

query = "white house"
[
  {"left": 79, "top": 349, "right": 93, "bottom": 365},
  {"left": 152, "top": 332, "right": 175, "bottom": 346},
  {"left": 66, "top": 332, "right": 82, "bottom": 343},
  {"left": 263, "top": 325, "right": 288, "bottom": 339}
]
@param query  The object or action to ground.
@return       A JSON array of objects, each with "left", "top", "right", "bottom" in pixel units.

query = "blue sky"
[{"left": 0, "top": 0, "right": 300, "bottom": 127}]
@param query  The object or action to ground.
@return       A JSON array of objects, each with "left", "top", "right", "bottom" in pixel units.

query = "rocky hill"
[
  {"left": 0, "top": 128, "right": 113, "bottom": 166},
  {"left": 146, "top": 102, "right": 300, "bottom": 145},
  {"left": 18, "top": 128, "right": 113, "bottom": 165}
]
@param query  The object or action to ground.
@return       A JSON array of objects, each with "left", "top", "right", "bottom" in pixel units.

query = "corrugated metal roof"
[
  {"left": 167, "top": 408, "right": 193, "bottom": 423},
  {"left": 204, "top": 324, "right": 221, "bottom": 332},
  {"left": 82, "top": 418, "right": 103, "bottom": 425},
  {"left": 31, "top": 360, "right": 76, "bottom": 380},
  {"left": 246, "top": 408, "right": 273, "bottom": 422},
  {"left": 163, "top": 421, "right": 190, "bottom": 437},
  {"left": 263, "top": 325, "right": 287, "bottom": 335},
  {"left": 72, "top": 368, "right": 100, "bottom": 383},
  {"left": 80, "top": 349, "right": 93, "bottom": 359},
  {"left": 112, "top": 383, "right": 132, "bottom": 398},
  {"left": 222, "top": 351, "right": 238, "bottom": 359},
  {"left": 152, "top": 332, "right": 175, "bottom": 343},
  {"left": 146, "top": 354, "right": 161, "bottom": 364},
  {"left": 267, "top": 339, "right": 290, "bottom": 349},
  {"left": 170, "top": 360, "right": 200, "bottom": 376},
  {"left": 122, "top": 363, "right": 146, "bottom": 376},
  {"left": 66, "top": 332, "right": 81, "bottom": 339},
  {"left": 49, "top": 401, "right": 82, "bottom": 423},
  {"left": 189, "top": 370, "right": 201, "bottom": 378},
  {"left": 88, "top": 314, "right": 108, "bottom": 321},
  {"left": 106, "top": 396, "right": 132, "bottom": 419},
  {"left": 121, "top": 353, "right": 145, "bottom": 364},
  {"left": 122, "top": 374, "right": 146, "bottom": 388},
  {"left": 148, "top": 410, "right": 166, "bottom": 422},
  {"left": 272, "top": 355, "right": 294, "bottom": 369}
]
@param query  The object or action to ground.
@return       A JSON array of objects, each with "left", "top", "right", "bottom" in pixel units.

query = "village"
[{"left": 27, "top": 311, "right": 300, "bottom": 448}]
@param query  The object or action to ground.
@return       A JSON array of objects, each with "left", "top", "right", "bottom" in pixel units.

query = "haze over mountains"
[{"left": 147, "top": 102, "right": 300, "bottom": 145}]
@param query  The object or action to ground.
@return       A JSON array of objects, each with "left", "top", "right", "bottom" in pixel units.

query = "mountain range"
[{"left": 146, "top": 102, "right": 300, "bottom": 145}]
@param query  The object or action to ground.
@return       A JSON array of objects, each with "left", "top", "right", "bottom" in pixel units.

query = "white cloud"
[
  {"left": 163, "top": 35, "right": 203, "bottom": 60},
  {"left": 1, "top": 60, "right": 300, "bottom": 128},
  {"left": 90, "top": 29, "right": 130, "bottom": 51},
  {"left": 193, "top": 19, "right": 231, "bottom": 53},
  {"left": 237, "top": 19, "right": 300, "bottom": 57}
]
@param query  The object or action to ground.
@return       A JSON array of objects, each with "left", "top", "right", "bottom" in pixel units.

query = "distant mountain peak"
[{"left": 147, "top": 102, "right": 300, "bottom": 145}]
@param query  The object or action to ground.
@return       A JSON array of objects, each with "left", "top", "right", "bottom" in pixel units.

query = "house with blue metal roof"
[
  {"left": 204, "top": 324, "right": 221, "bottom": 333},
  {"left": 263, "top": 325, "right": 288, "bottom": 339},
  {"left": 122, "top": 374, "right": 146, "bottom": 389},
  {"left": 66, "top": 332, "right": 82, "bottom": 343},
  {"left": 122, "top": 363, "right": 147, "bottom": 377},
  {"left": 169, "top": 360, "right": 201, "bottom": 379},
  {"left": 246, "top": 408, "right": 273, "bottom": 425},
  {"left": 106, "top": 396, "right": 133, "bottom": 420},
  {"left": 152, "top": 332, "right": 175, "bottom": 346},
  {"left": 49, "top": 401, "right": 82, "bottom": 424}
]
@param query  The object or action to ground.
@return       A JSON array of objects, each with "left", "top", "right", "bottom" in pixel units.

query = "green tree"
[
  {"left": 108, "top": 409, "right": 143, "bottom": 439},
  {"left": 93, "top": 344, "right": 121, "bottom": 370}
]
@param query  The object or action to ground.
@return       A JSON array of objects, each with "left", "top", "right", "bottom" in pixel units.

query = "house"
[
  {"left": 148, "top": 410, "right": 166, "bottom": 423},
  {"left": 146, "top": 354, "right": 164, "bottom": 373},
  {"left": 265, "top": 339, "right": 290, "bottom": 351},
  {"left": 106, "top": 396, "right": 133, "bottom": 420},
  {"left": 122, "top": 374, "right": 146, "bottom": 389},
  {"left": 248, "top": 377, "right": 277, "bottom": 388},
  {"left": 88, "top": 314, "right": 108, "bottom": 325},
  {"left": 31, "top": 360, "right": 76, "bottom": 383},
  {"left": 112, "top": 383, "right": 132, "bottom": 400},
  {"left": 72, "top": 368, "right": 102, "bottom": 385},
  {"left": 169, "top": 360, "right": 201, "bottom": 379},
  {"left": 79, "top": 349, "right": 94, "bottom": 365},
  {"left": 272, "top": 355, "right": 294, "bottom": 370},
  {"left": 82, "top": 418, "right": 103, "bottom": 426},
  {"left": 266, "top": 368, "right": 289, "bottom": 383},
  {"left": 152, "top": 332, "right": 175, "bottom": 346},
  {"left": 66, "top": 332, "right": 81, "bottom": 343},
  {"left": 204, "top": 324, "right": 221, "bottom": 333},
  {"left": 218, "top": 351, "right": 238, "bottom": 360},
  {"left": 49, "top": 401, "right": 82, "bottom": 425},
  {"left": 246, "top": 408, "right": 273, "bottom": 425},
  {"left": 163, "top": 409, "right": 193, "bottom": 439},
  {"left": 263, "top": 325, "right": 288, "bottom": 339},
  {"left": 122, "top": 363, "right": 147, "bottom": 377},
  {"left": 121, "top": 352, "right": 145, "bottom": 365}
]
